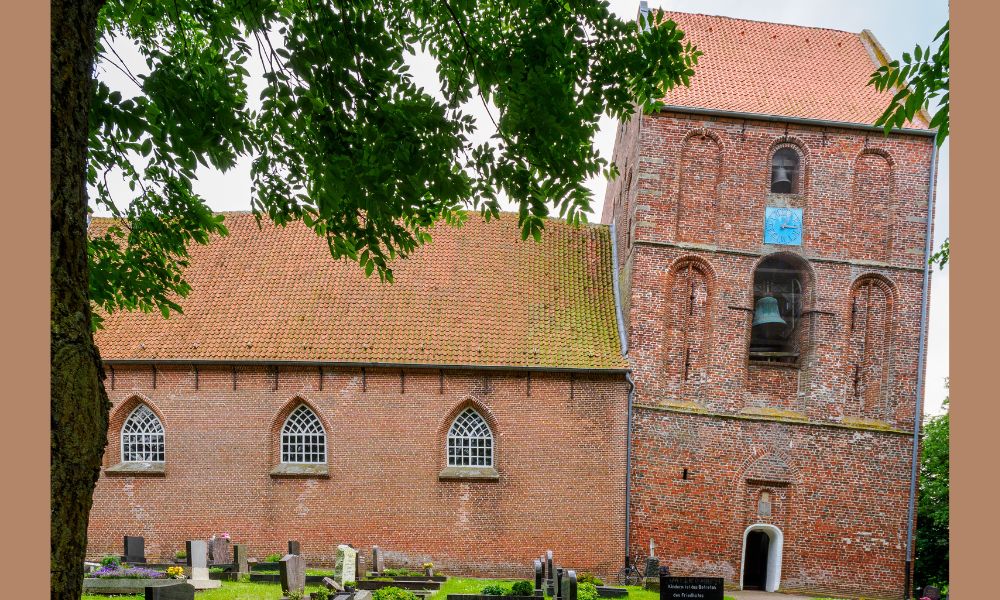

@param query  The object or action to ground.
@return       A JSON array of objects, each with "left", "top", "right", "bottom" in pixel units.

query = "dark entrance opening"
[{"left": 743, "top": 530, "right": 770, "bottom": 590}]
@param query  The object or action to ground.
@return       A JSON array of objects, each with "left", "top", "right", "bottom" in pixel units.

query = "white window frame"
[
  {"left": 446, "top": 408, "right": 494, "bottom": 468},
  {"left": 120, "top": 404, "right": 165, "bottom": 463},
  {"left": 280, "top": 405, "right": 327, "bottom": 465}
]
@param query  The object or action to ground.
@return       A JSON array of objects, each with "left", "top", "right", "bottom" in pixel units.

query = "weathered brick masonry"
[
  {"left": 88, "top": 364, "right": 628, "bottom": 577},
  {"left": 602, "top": 105, "right": 934, "bottom": 600}
]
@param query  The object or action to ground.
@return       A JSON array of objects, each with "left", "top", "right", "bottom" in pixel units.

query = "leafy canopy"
[
  {"left": 869, "top": 20, "right": 948, "bottom": 269},
  {"left": 915, "top": 395, "right": 949, "bottom": 590},
  {"left": 88, "top": 0, "right": 700, "bottom": 328}
]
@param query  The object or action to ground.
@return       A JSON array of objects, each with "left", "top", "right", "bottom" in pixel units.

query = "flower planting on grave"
[
  {"left": 87, "top": 565, "right": 165, "bottom": 579},
  {"left": 166, "top": 566, "right": 185, "bottom": 579}
]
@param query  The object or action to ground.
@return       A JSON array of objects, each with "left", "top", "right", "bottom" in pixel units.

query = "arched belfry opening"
[{"left": 741, "top": 524, "right": 783, "bottom": 592}]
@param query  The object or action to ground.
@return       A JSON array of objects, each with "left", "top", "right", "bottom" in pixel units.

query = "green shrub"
[
  {"left": 578, "top": 582, "right": 599, "bottom": 600},
  {"left": 174, "top": 550, "right": 187, "bottom": 560},
  {"left": 265, "top": 553, "right": 282, "bottom": 562},
  {"left": 99, "top": 555, "right": 121, "bottom": 568},
  {"left": 313, "top": 588, "right": 331, "bottom": 600},
  {"left": 344, "top": 581, "right": 356, "bottom": 588},
  {"left": 209, "top": 566, "right": 225, "bottom": 574},
  {"left": 510, "top": 581, "right": 534, "bottom": 596},
  {"left": 372, "top": 586, "right": 419, "bottom": 600},
  {"left": 577, "top": 573, "right": 603, "bottom": 587},
  {"left": 370, "top": 577, "right": 395, "bottom": 582},
  {"left": 481, "top": 584, "right": 509, "bottom": 596}
]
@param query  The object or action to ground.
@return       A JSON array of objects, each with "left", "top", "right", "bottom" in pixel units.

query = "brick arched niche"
[
  {"left": 851, "top": 149, "right": 895, "bottom": 262},
  {"left": 846, "top": 275, "right": 896, "bottom": 419},
  {"left": 268, "top": 396, "right": 331, "bottom": 477},
  {"left": 663, "top": 256, "right": 715, "bottom": 400},
  {"left": 676, "top": 129, "right": 723, "bottom": 244},
  {"left": 104, "top": 394, "right": 167, "bottom": 473},
  {"left": 436, "top": 398, "right": 500, "bottom": 481},
  {"left": 745, "top": 252, "right": 816, "bottom": 367},
  {"left": 765, "top": 137, "right": 809, "bottom": 197}
]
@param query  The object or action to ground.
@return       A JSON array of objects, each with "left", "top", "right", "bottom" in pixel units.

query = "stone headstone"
[
  {"left": 649, "top": 538, "right": 656, "bottom": 558},
  {"left": 923, "top": 585, "right": 941, "bottom": 600},
  {"left": 144, "top": 582, "right": 195, "bottom": 600},
  {"left": 659, "top": 576, "right": 723, "bottom": 600},
  {"left": 288, "top": 540, "right": 301, "bottom": 556},
  {"left": 545, "top": 551, "right": 554, "bottom": 595},
  {"left": 560, "top": 570, "right": 578, "bottom": 600},
  {"left": 539, "top": 555, "right": 546, "bottom": 579},
  {"left": 123, "top": 536, "right": 146, "bottom": 563},
  {"left": 208, "top": 537, "right": 232, "bottom": 565},
  {"left": 644, "top": 556, "right": 660, "bottom": 578},
  {"left": 334, "top": 544, "right": 358, "bottom": 586},
  {"left": 555, "top": 567, "right": 564, "bottom": 600},
  {"left": 355, "top": 548, "right": 363, "bottom": 582},
  {"left": 534, "top": 559, "right": 543, "bottom": 591},
  {"left": 233, "top": 544, "right": 249, "bottom": 575},
  {"left": 372, "top": 546, "right": 385, "bottom": 574},
  {"left": 279, "top": 553, "right": 306, "bottom": 596},
  {"left": 186, "top": 540, "right": 208, "bottom": 575},
  {"left": 324, "top": 577, "right": 345, "bottom": 592}
]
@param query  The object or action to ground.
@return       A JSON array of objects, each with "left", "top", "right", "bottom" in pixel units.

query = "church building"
[{"left": 87, "top": 9, "right": 938, "bottom": 600}]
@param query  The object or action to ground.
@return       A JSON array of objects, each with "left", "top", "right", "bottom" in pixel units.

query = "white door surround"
[{"left": 739, "top": 523, "right": 784, "bottom": 592}]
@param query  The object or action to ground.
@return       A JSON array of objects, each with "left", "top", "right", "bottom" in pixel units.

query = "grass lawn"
[{"left": 81, "top": 577, "right": 742, "bottom": 600}]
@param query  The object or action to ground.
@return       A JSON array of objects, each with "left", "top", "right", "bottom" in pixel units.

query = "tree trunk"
[{"left": 51, "top": 1, "right": 109, "bottom": 599}]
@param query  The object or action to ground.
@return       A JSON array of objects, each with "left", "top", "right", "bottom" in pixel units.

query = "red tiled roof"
[
  {"left": 658, "top": 11, "right": 930, "bottom": 128},
  {"left": 92, "top": 212, "right": 627, "bottom": 370}
]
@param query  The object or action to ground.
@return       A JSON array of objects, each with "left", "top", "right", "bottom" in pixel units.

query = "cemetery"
[{"left": 81, "top": 536, "right": 733, "bottom": 600}]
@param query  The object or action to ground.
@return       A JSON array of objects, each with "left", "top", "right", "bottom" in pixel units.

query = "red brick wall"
[
  {"left": 88, "top": 365, "right": 629, "bottom": 579},
  {"left": 606, "top": 110, "right": 935, "bottom": 599}
]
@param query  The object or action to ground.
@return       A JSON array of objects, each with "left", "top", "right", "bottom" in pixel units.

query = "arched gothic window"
[
  {"left": 447, "top": 408, "right": 493, "bottom": 467},
  {"left": 121, "top": 404, "right": 165, "bottom": 463},
  {"left": 770, "top": 148, "right": 800, "bottom": 194},
  {"left": 281, "top": 405, "right": 327, "bottom": 464}
]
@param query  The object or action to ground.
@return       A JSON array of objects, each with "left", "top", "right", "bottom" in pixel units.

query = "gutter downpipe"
[
  {"left": 610, "top": 218, "right": 634, "bottom": 570},
  {"left": 904, "top": 139, "right": 939, "bottom": 600}
]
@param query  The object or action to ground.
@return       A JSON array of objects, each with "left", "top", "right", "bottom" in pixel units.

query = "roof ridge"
[{"left": 658, "top": 9, "right": 860, "bottom": 36}]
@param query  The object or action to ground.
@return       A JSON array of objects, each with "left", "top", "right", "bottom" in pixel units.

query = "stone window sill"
[
  {"left": 270, "top": 463, "right": 329, "bottom": 478},
  {"left": 105, "top": 462, "right": 166, "bottom": 477},
  {"left": 438, "top": 466, "right": 500, "bottom": 481},
  {"left": 748, "top": 360, "right": 800, "bottom": 370}
]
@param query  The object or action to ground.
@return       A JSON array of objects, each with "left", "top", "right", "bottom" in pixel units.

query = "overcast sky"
[{"left": 92, "top": 0, "right": 949, "bottom": 416}]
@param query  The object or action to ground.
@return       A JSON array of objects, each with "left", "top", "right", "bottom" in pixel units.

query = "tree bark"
[{"left": 51, "top": 1, "right": 109, "bottom": 599}]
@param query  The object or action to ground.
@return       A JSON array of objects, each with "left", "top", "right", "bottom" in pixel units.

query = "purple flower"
[{"left": 88, "top": 565, "right": 165, "bottom": 579}]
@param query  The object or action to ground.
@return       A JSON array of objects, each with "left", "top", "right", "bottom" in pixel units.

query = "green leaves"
[
  {"left": 89, "top": 0, "right": 698, "bottom": 326},
  {"left": 869, "top": 21, "right": 948, "bottom": 147}
]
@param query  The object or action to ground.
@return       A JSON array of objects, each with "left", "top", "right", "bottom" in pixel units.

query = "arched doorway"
[{"left": 740, "top": 524, "right": 783, "bottom": 592}]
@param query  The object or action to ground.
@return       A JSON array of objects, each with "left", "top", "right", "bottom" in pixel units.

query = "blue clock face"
[{"left": 763, "top": 207, "right": 803, "bottom": 245}]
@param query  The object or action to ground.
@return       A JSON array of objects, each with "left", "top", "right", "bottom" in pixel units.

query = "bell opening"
[{"left": 750, "top": 254, "right": 806, "bottom": 364}]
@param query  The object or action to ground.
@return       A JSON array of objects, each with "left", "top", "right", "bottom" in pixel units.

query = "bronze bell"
[
  {"left": 752, "top": 296, "right": 786, "bottom": 327},
  {"left": 773, "top": 166, "right": 791, "bottom": 185}
]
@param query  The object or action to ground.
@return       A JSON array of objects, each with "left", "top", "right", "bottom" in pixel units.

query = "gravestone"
[
  {"left": 923, "top": 585, "right": 941, "bottom": 600},
  {"left": 324, "top": 577, "right": 345, "bottom": 592},
  {"left": 279, "top": 553, "right": 306, "bottom": 597},
  {"left": 545, "top": 551, "right": 554, "bottom": 595},
  {"left": 144, "top": 582, "right": 195, "bottom": 600},
  {"left": 643, "top": 556, "right": 661, "bottom": 591},
  {"left": 334, "top": 544, "right": 358, "bottom": 586},
  {"left": 555, "top": 567, "right": 564, "bottom": 600},
  {"left": 185, "top": 541, "right": 221, "bottom": 590},
  {"left": 372, "top": 546, "right": 385, "bottom": 575},
  {"left": 288, "top": 540, "right": 301, "bottom": 556},
  {"left": 539, "top": 555, "right": 546, "bottom": 579},
  {"left": 233, "top": 544, "right": 249, "bottom": 575},
  {"left": 644, "top": 556, "right": 659, "bottom": 578},
  {"left": 208, "top": 537, "right": 232, "bottom": 566},
  {"left": 355, "top": 547, "right": 363, "bottom": 582},
  {"left": 534, "top": 559, "right": 543, "bottom": 591},
  {"left": 560, "top": 570, "right": 578, "bottom": 600},
  {"left": 659, "top": 576, "right": 724, "bottom": 600},
  {"left": 123, "top": 536, "right": 146, "bottom": 564}
]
